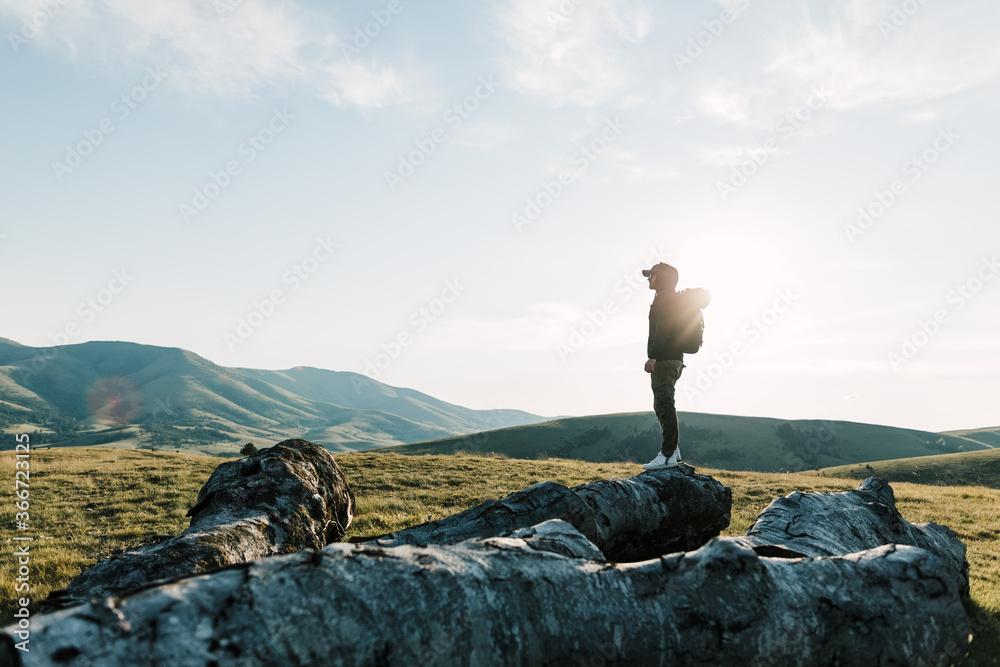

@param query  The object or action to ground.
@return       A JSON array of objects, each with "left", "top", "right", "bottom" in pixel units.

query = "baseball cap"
[{"left": 642, "top": 262, "right": 676, "bottom": 277}]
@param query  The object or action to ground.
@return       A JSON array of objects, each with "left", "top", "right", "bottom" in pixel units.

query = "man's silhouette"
[{"left": 641, "top": 263, "right": 711, "bottom": 470}]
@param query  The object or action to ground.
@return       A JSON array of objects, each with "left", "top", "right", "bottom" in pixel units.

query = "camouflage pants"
[{"left": 651, "top": 360, "right": 684, "bottom": 457}]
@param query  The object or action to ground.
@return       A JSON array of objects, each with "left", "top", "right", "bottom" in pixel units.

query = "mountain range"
[
  {"left": 0, "top": 338, "right": 545, "bottom": 453},
  {"left": 2, "top": 337, "right": 993, "bottom": 471}
]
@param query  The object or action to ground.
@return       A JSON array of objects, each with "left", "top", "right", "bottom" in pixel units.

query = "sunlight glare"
[{"left": 674, "top": 236, "right": 789, "bottom": 317}]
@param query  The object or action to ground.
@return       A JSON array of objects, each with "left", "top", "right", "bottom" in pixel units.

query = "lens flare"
[{"left": 86, "top": 376, "right": 142, "bottom": 425}]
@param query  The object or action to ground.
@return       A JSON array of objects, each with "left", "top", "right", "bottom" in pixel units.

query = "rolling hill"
[
  {"left": 940, "top": 425, "right": 1000, "bottom": 449},
  {"left": 0, "top": 338, "right": 545, "bottom": 453},
  {"left": 383, "top": 411, "right": 991, "bottom": 473},
  {"left": 812, "top": 448, "right": 1000, "bottom": 489}
]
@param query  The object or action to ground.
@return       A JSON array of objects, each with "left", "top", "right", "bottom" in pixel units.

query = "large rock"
[{"left": 43, "top": 439, "right": 354, "bottom": 611}]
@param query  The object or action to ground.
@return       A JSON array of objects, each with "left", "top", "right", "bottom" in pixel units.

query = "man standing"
[{"left": 641, "top": 262, "right": 711, "bottom": 470}]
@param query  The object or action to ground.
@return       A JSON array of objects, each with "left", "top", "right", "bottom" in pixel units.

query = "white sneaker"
[{"left": 642, "top": 451, "right": 679, "bottom": 470}]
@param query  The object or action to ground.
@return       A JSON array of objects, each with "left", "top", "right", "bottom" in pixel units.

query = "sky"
[{"left": 1, "top": 0, "right": 998, "bottom": 434}]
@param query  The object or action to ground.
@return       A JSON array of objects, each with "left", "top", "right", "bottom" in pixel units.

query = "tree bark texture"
[
  {"left": 362, "top": 463, "right": 733, "bottom": 562},
  {"left": 734, "top": 476, "right": 969, "bottom": 595},
  {"left": 42, "top": 439, "right": 355, "bottom": 611},
  {"left": 5, "top": 517, "right": 970, "bottom": 667}
]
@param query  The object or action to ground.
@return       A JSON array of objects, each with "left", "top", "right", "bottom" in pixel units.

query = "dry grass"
[{"left": 1, "top": 448, "right": 996, "bottom": 664}]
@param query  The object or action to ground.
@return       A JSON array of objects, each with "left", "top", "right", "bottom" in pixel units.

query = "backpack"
[{"left": 675, "top": 301, "right": 705, "bottom": 354}]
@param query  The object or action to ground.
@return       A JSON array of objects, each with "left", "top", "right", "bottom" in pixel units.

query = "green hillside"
[
  {"left": 941, "top": 426, "right": 1000, "bottom": 449},
  {"left": 813, "top": 448, "right": 1000, "bottom": 489},
  {"left": 385, "top": 411, "right": 989, "bottom": 473},
  {"left": 0, "top": 339, "right": 545, "bottom": 453},
  {"left": 1, "top": 447, "right": 997, "bottom": 665}
]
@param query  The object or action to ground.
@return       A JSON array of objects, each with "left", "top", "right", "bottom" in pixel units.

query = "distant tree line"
[
  {"left": 139, "top": 424, "right": 238, "bottom": 451},
  {"left": 775, "top": 423, "right": 842, "bottom": 467},
  {"left": 543, "top": 425, "right": 614, "bottom": 459},
  {"left": 0, "top": 411, "right": 83, "bottom": 447}
]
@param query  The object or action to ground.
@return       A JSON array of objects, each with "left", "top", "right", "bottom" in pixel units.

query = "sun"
[{"left": 674, "top": 235, "right": 789, "bottom": 315}]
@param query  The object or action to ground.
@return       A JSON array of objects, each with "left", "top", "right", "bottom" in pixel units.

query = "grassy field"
[
  {"left": 1, "top": 447, "right": 997, "bottom": 664},
  {"left": 814, "top": 448, "right": 1000, "bottom": 490}
]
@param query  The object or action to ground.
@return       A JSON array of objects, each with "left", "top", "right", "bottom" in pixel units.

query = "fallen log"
[
  {"left": 573, "top": 464, "right": 732, "bottom": 561},
  {"left": 734, "top": 477, "right": 969, "bottom": 594},
  {"left": 4, "top": 518, "right": 971, "bottom": 667},
  {"left": 355, "top": 479, "right": 602, "bottom": 547},
  {"left": 42, "top": 439, "right": 355, "bottom": 611},
  {"left": 361, "top": 463, "right": 732, "bottom": 561}
]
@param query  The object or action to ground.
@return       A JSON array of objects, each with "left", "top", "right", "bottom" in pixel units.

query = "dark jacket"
[{"left": 647, "top": 288, "right": 711, "bottom": 361}]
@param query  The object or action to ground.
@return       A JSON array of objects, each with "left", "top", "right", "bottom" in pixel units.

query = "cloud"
[
  {"left": 762, "top": 0, "right": 1000, "bottom": 111},
  {"left": 312, "top": 60, "right": 410, "bottom": 110},
  {"left": 669, "top": 1, "right": 1000, "bottom": 128},
  {"left": 694, "top": 84, "right": 755, "bottom": 125},
  {"left": 492, "top": 0, "right": 653, "bottom": 107},
  {"left": 0, "top": 0, "right": 413, "bottom": 109}
]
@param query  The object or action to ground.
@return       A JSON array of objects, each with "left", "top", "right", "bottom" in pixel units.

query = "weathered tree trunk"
[
  {"left": 355, "top": 479, "right": 603, "bottom": 547},
  {"left": 734, "top": 477, "right": 970, "bottom": 594},
  {"left": 360, "top": 464, "right": 732, "bottom": 561},
  {"left": 6, "top": 471, "right": 973, "bottom": 667},
  {"left": 573, "top": 465, "right": 731, "bottom": 561},
  {"left": 42, "top": 439, "right": 355, "bottom": 611},
  {"left": 6, "top": 517, "right": 971, "bottom": 667}
]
